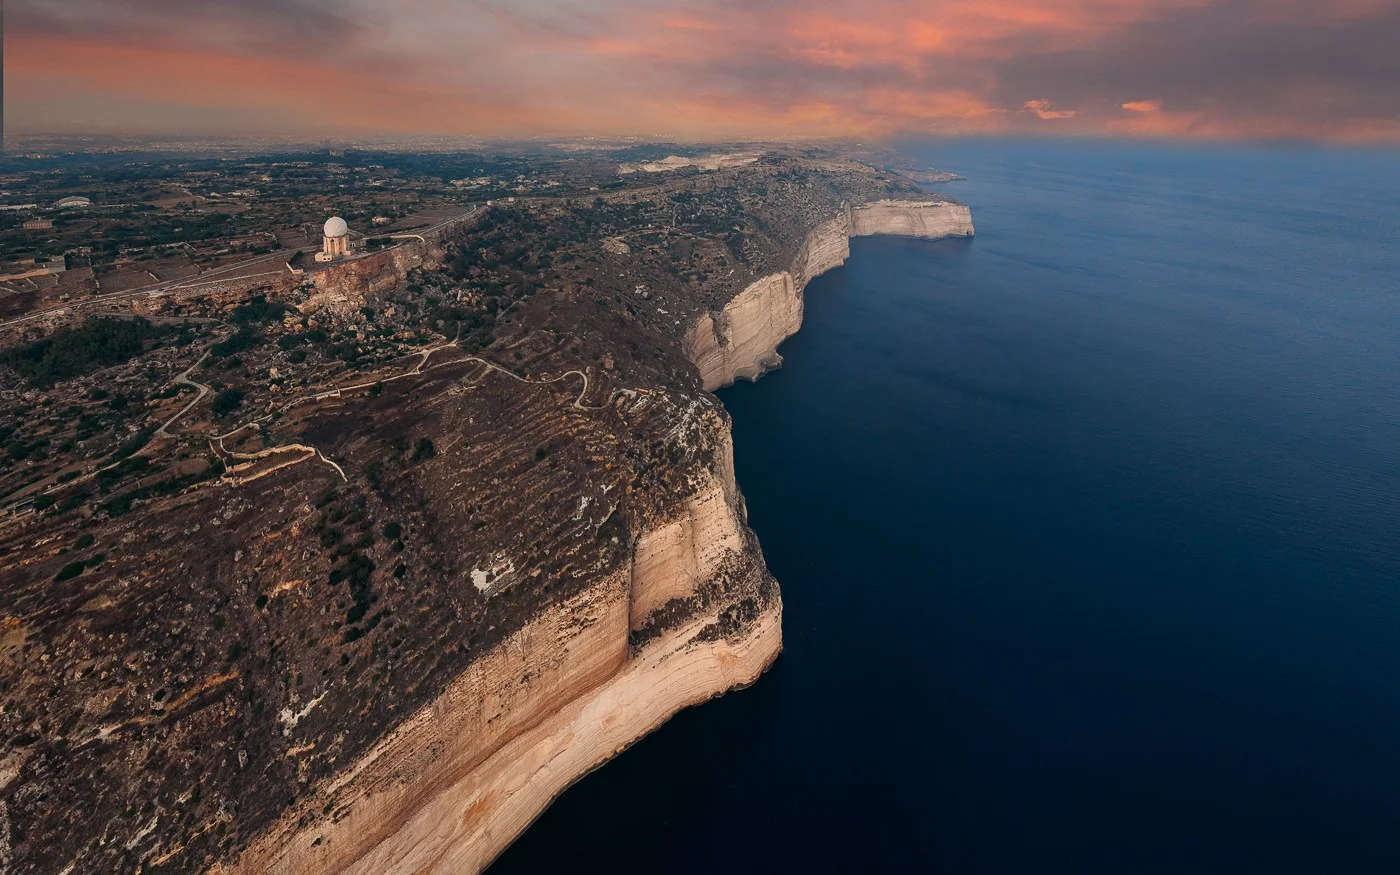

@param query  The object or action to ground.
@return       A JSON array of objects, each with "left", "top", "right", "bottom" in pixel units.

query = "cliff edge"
[{"left": 686, "top": 201, "right": 974, "bottom": 390}]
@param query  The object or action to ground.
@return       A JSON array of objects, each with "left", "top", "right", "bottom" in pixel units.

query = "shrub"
[
  {"left": 210, "top": 327, "right": 264, "bottom": 358},
  {"left": 98, "top": 455, "right": 150, "bottom": 486},
  {"left": 111, "top": 429, "right": 154, "bottom": 461},
  {"left": 101, "top": 493, "right": 136, "bottom": 517},
  {"left": 411, "top": 438, "right": 435, "bottom": 462},
  {"left": 211, "top": 388, "right": 245, "bottom": 417},
  {"left": 230, "top": 296, "right": 287, "bottom": 325},
  {"left": 1, "top": 318, "right": 168, "bottom": 388}
]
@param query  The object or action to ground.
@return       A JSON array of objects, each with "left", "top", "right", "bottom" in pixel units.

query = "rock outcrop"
[
  {"left": 686, "top": 200, "right": 974, "bottom": 391},
  {"left": 302, "top": 245, "right": 438, "bottom": 318}
]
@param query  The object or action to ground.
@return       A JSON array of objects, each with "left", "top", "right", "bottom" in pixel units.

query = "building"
[
  {"left": 316, "top": 216, "right": 351, "bottom": 263},
  {"left": 23, "top": 219, "right": 54, "bottom": 230},
  {"left": 56, "top": 196, "right": 91, "bottom": 209},
  {"left": 0, "top": 257, "right": 66, "bottom": 282}
]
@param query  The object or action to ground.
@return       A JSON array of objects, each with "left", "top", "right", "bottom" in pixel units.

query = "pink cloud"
[
  {"left": 6, "top": 0, "right": 1399, "bottom": 143},
  {"left": 1024, "top": 99, "right": 1078, "bottom": 119}
]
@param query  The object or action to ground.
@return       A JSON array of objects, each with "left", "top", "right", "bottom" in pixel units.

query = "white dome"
[{"left": 323, "top": 216, "right": 349, "bottom": 238}]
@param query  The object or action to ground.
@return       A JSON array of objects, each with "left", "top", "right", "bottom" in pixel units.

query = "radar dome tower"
[{"left": 318, "top": 216, "right": 350, "bottom": 262}]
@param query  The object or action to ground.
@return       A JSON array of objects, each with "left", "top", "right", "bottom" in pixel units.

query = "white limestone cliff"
[
  {"left": 686, "top": 200, "right": 974, "bottom": 391},
  {"left": 224, "top": 438, "right": 777, "bottom": 875}
]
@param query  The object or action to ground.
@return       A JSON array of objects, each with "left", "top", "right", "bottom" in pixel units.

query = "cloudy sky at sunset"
[{"left": 8, "top": 0, "right": 1400, "bottom": 142}]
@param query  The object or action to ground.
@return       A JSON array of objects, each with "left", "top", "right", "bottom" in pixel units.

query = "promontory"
[{"left": 0, "top": 146, "right": 971, "bottom": 873}]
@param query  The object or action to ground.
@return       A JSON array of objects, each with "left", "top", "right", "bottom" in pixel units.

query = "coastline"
[{"left": 224, "top": 197, "right": 973, "bottom": 875}]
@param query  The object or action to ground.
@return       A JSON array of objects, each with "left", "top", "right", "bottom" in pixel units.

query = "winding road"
[
  {"left": 155, "top": 354, "right": 213, "bottom": 439},
  {"left": 459, "top": 356, "right": 611, "bottom": 410},
  {"left": 0, "top": 204, "right": 520, "bottom": 511}
]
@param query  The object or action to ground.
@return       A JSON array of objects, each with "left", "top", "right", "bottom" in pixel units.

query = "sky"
[{"left": 7, "top": 0, "right": 1400, "bottom": 143}]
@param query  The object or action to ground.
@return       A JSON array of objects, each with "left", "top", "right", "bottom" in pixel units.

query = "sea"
[{"left": 492, "top": 140, "right": 1400, "bottom": 873}]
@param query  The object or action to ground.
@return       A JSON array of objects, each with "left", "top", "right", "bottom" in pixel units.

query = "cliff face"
[
  {"left": 257, "top": 198, "right": 973, "bottom": 872},
  {"left": 330, "top": 600, "right": 779, "bottom": 875},
  {"left": 850, "top": 199, "right": 976, "bottom": 240},
  {"left": 687, "top": 201, "right": 974, "bottom": 391},
  {"left": 303, "top": 245, "right": 441, "bottom": 318}
]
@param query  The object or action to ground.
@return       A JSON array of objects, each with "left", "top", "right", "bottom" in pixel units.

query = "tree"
[
  {"left": 411, "top": 437, "right": 436, "bottom": 462},
  {"left": 212, "top": 388, "right": 245, "bottom": 417},
  {"left": 1, "top": 317, "right": 167, "bottom": 388}
]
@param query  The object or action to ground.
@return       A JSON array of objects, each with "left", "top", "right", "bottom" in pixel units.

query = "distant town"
[{"left": 0, "top": 144, "right": 689, "bottom": 323}]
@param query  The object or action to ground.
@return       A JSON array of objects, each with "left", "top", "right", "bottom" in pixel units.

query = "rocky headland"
[
  {"left": 229, "top": 197, "right": 972, "bottom": 875},
  {"left": 0, "top": 152, "right": 971, "bottom": 874}
]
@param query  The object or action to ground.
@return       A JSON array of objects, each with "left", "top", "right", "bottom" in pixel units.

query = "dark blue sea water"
[{"left": 493, "top": 141, "right": 1400, "bottom": 873}]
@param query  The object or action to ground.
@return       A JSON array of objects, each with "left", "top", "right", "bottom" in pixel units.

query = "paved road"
[
  {"left": 155, "top": 353, "right": 213, "bottom": 439},
  {"left": 0, "top": 251, "right": 290, "bottom": 330},
  {"left": 0, "top": 205, "right": 481, "bottom": 331}
]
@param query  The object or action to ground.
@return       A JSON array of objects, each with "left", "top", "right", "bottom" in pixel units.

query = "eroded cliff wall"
[
  {"left": 228, "top": 572, "right": 632, "bottom": 875},
  {"left": 303, "top": 244, "right": 441, "bottom": 317},
  {"left": 850, "top": 200, "right": 976, "bottom": 240},
  {"left": 338, "top": 601, "right": 780, "bottom": 875},
  {"left": 630, "top": 475, "right": 744, "bottom": 631},
  {"left": 688, "top": 200, "right": 974, "bottom": 391}
]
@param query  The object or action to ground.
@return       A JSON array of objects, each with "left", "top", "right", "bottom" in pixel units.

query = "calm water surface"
[{"left": 493, "top": 141, "right": 1400, "bottom": 873}]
